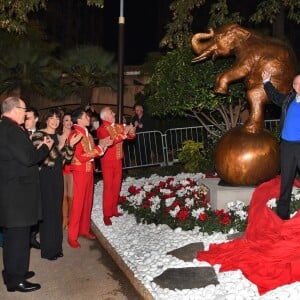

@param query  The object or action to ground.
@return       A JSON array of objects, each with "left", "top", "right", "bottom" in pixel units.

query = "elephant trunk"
[{"left": 191, "top": 28, "right": 214, "bottom": 62}]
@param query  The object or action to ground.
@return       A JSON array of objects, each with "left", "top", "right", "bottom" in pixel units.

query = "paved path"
[{"left": 0, "top": 230, "right": 142, "bottom": 300}]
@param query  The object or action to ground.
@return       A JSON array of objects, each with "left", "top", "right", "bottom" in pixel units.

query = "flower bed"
[
  {"left": 121, "top": 174, "right": 300, "bottom": 235},
  {"left": 120, "top": 174, "right": 248, "bottom": 234}
]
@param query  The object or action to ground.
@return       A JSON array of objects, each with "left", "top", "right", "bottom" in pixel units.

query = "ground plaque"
[
  {"left": 153, "top": 267, "right": 219, "bottom": 290},
  {"left": 167, "top": 242, "right": 204, "bottom": 262}
]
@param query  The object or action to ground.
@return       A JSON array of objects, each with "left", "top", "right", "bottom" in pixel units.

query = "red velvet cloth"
[{"left": 197, "top": 176, "right": 300, "bottom": 295}]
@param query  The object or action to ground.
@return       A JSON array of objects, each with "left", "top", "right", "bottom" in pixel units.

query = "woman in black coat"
[{"left": 32, "top": 108, "right": 81, "bottom": 260}]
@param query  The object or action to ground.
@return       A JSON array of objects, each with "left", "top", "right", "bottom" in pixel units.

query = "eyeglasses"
[{"left": 16, "top": 106, "right": 27, "bottom": 111}]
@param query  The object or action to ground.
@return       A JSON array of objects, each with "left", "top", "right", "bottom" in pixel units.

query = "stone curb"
[{"left": 91, "top": 221, "right": 154, "bottom": 300}]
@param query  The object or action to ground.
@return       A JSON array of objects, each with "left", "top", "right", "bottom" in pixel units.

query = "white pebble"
[{"left": 92, "top": 174, "right": 298, "bottom": 300}]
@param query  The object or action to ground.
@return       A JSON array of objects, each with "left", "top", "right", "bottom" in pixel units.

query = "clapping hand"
[
  {"left": 133, "top": 121, "right": 143, "bottom": 129},
  {"left": 99, "top": 136, "right": 113, "bottom": 149},
  {"left": 69, "top": 132, "right": 82, "bottom": 147},
  {"left": 58, "top": 133, "right": 68, "bottom": 149},
  {"left": 129, "top": 125, "right": 136, "bottom": 135},
  {"left": 124, "top": 124, "right": 136, "bottom": 135},
  {"left": 39, "top": 136, "right": 54, "bottom": 150}
]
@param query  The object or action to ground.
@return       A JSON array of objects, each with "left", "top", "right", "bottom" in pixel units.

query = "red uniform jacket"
[
  {"left": 69, "top": 124, "right": 104, "bottom": 172},
  {"left": 97, "top": 120, "right": 135, "bottom": 161}
]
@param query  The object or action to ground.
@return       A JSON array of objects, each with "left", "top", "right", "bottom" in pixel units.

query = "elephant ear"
[
  {"left": 232, "top": 25, "right": 251, "bottom": 41},
  {"left": 225, "top": 24, "right": 251, "bottom": 49}
]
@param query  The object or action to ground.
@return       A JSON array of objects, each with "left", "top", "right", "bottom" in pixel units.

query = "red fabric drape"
[{"left": 197, "top": 176, "right": 300, "bottom": 295}]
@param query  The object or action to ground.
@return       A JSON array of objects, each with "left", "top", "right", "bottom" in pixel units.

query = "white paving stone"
[{"left": 92, "top": 173, "right": 300, "bottom": 300}]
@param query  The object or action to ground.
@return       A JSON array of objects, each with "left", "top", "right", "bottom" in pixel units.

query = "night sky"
[
  {"left": 34, "top": 1, "right": 299, "bottom": 65},
  {"left": 34, "top": 0, "right": 172, "bottom": 65},
  {"left": 103, "top": 0, "right": 172, "bottom": 65}
]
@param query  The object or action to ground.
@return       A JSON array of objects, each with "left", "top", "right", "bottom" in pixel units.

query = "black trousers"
[
  {"left": 277, "top": 140, "right": 300, "bottom": 218},
  {"left": 2, "top": 226, "right": 30, "bottom": 288}
]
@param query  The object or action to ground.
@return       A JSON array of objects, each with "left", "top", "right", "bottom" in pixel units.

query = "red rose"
[
  {"left": 172, "top": 200, "right": 182, "bottom": 207},
  {"left": 146, "top": 191, "right": 156, "bottom": 200},
  {"left": 186, "top": 178, "right": 195, "bottom": 186},
  {"left": 118, "top": 196, "right": 127, "bottom": 203},
  {"left": 176, "top": 208, "right": 189, "bottom": 221},
  {"left": 128, "top": 185, "right": 141, "bottom": 195},
  {"left": 215, "top": 209, "right": 225, "bottom": 216},
  {"left": 219, "top": 213, "right": 231, "bottom": 225},
  {"left": 175, "top": 184, "right": 183, "bottom": 190},
  {"left": 158, "top": 181, "right": 166, "bottom": 188},
  {"left": 162, "top": 192, "right": 176, "bottom": 199},
  {"left": 166, "top": 177, "right": 174, "bottom": 184},
  {"left": 198, "top": 213, "right": 208, "bottom": 222}
]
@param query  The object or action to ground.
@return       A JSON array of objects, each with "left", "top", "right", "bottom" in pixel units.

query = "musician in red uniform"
[
  {"left": 97, "top": 107, "right": 136, "bottom": 226},
  {"left": 68, "top": 108, "right": 112, "bottom": 248}
]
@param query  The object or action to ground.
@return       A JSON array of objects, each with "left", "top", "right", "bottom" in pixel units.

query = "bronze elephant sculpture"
[
  {"left": 191, "top": 23, "right": 296, "bottom": 133},
  {"left": 191, "top": 23, "right": 297, "bottom": 185}
]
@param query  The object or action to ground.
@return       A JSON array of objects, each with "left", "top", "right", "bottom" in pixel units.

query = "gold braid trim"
[
  {"left": 104, "top": 124, "right": 124, "bottom": 159},
  {"left": 71, "top": 134, "right": 99, "bottom": 172},
  {"left": 104, "top": 124, "right": 124, "bottom": 139}
]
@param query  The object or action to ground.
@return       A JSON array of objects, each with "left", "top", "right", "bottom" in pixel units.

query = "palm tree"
[
  {"left": 0, "top": 40, "right": 61, "bottom": 104},
  {"left": 60, "top": 45, "right": 117, "bottom": 107}
]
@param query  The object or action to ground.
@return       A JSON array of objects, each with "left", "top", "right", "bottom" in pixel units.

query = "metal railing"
[
  {"left": 107, "top": 119, "right": 280, "bottom": 170},
  {"left": 122, "top": 130, "right": 167, "bottom": 168}
]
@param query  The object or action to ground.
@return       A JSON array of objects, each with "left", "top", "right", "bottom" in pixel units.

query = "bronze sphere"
[{"left": 214, "top": 126, "right": 279, "bottom": 186}]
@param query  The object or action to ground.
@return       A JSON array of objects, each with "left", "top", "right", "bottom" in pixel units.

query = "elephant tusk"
[
  {"left": 191, "top": 48, "right": 213, "bottom": 63},
  {"left": 191, "top": 55, "right": 207, "bottom": 63}
]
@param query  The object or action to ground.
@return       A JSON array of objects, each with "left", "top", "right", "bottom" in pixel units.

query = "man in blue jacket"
[
  {"left": 0, "top": 97, "right": 53, "bottom": 292},
  {"left": 262, "top": 71, "right": 300, "bottom": 220}
]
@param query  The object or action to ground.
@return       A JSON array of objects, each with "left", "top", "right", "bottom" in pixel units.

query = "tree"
[
  {"left": 0, "top": 0, "right": 46, "bottom": 33},
  {"left": 0, "top": 25, "right": 61, "bottom": 103},
  {"left": 60, "top": 45, "right": 117, "bottom": 107},
  {"left": 86, "top": 0, "right": 104, "bottom": 8},
  {"left": 160, "top": 0, "right": 206, "bottom": 49},
  {"left": 0, "top": 0, "right": 104, "bottom": 33},
  {"left": 144, "top": 47, "right": 246, "bottom": 137},
  {"left": 250, "top": 0, "right": 300, "bottom": 37},
  {"left": 161, "top": 0, "right": 300, "bottom": 49},
  {"left": 0, "top": 30, "right": 117, "bottom": 105},
  {"left": 0, "top": 41, "right": 61, "bottom": 102}
]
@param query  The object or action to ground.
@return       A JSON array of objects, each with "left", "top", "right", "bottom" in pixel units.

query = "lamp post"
[{"left": 117, "top": 0, "right": 125, "bottom": 123}]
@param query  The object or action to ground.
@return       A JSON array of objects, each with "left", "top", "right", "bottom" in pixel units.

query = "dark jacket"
[
  {"left": 132, "top": 113, "right": 153, "bottom": 133},
  {"left": 0, "top": 117, "right": 50, "bottom": 227},
  {"left": 31, "top": 131, "right": 74, "bottom": 168},
  {"left": 264, "top": 81, "right": 296, "bottom": 132}
]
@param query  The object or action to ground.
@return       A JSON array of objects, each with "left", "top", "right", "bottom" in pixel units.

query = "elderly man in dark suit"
[{"left": 0, "top": 97, "right": 53, "bottom": 293}]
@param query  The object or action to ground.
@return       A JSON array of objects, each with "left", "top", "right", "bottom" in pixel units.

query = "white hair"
[
  {"left": 1, "top": 97, "right": 20, "bottom": 114},
  {"left": 100, "top": 107, "right": 110, "bottom": 120}
]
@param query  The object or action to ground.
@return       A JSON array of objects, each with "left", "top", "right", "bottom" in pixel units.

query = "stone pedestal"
[{"left": 199, "top": 178, "right": 255, "bottom": 210}]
